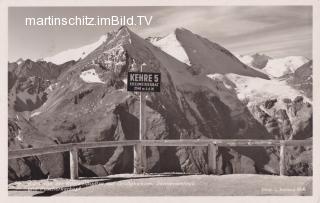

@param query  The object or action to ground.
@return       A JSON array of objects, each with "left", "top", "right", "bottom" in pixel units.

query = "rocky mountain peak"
[
  {"left": 153, "top": 27, "right": 269, "bottom": 79},
  {"left": 174, "top": 27, "right": 190, "bottom": 33},
  {"left": 15, "top": 58, "right": 24, "bottom": 65}
]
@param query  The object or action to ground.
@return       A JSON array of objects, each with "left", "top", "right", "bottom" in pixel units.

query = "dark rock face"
[
  {"left": 284, "top": 60, "right": 312, "bottom": 99},
  {"left": 8, "top": 27, "right": 312, "bottom": 181},
  {"left": 8, "top": 115, "right": 65, "bottom": 183},
  {"left": 250, "top": 97, "right": 312, "bottom": 140},
  {"left": 264, "top": 99, "right": 277, "bottom": 109},
  {"left": 250, "top": 53, "right": 271, "bottom": 69},
  {"left": 286, "top": 144, "right": 312, "bottom": 176},
  {"left": 11, "top": 76, "right": 50, "bottom": 112},
  {"left": 247, "top": 96, "right": 312, "bottom": 176},
  {"left": 8, "top": 60, "right": 76, "bottom": 113}
]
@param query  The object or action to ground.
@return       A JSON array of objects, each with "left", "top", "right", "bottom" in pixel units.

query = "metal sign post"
[
  {"left": 137, "top": 65, "right": 147, "bottom": 174},
  {"left": 127, "top": 65, "right": 161, "bottom": 174},
  {"left": 140, "top": 83, "right": 147, "bottom": 172}
]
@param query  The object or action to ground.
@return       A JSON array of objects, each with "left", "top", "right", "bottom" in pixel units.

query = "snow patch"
[
  {"left": 44, "top": 35, "right": 108, "bottom": 65},
  {"left": 15, "top": 58, "right": 24, "bottom": 65},
  {"left": 30, "top": 111, "right": 41, "bottom": 117},
  {"left": 46, "top": 83, "right": 58, "bottom": 92},
  {"left": 225, "top": 73, "right": 309, "bottom": 104},
  {"left": 16, "top": 129, "right": 22, "bottom": 141},
  {"left": 80, "top": 69, "right": 105, "bottom": 84},
  {"left": 152, "top": 33, "right": 191, "bottom": 65},
  {"left": 236, "top": 55, "right": 253, "bottom": 65},
  {"left": 207, "top": 74, "right": 233, "bottom": 90},
  {"left": 122, "top": 78, "right": 127, "bottom": 85},
  {"left": 263, "top": 56, "right": 309, "bottom": 77}
]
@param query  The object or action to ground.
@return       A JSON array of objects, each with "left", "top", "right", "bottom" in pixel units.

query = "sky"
[{"left": 8, "top": 6, "right": 312, "bottom": 62}]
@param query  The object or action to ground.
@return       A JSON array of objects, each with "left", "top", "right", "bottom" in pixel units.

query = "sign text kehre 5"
[{"left": 127, "top": 72, "right": 161, "bottom": 92}]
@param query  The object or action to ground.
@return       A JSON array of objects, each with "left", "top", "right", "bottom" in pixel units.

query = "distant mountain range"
[
  {"left": 8, "top": 26, "right": 312, "bottom": 182},
  {"left": 236, "top": 53, "right": 312, "bottom": 98}
]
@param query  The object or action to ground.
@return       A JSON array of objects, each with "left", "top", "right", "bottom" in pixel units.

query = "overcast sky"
[{"left": 8, "top": 6, "right": 312, "bottom": 62}]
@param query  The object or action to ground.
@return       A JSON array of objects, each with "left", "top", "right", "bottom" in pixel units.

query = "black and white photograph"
[{"left": 2, "top": 1, "right": 318, "bottom": 199}]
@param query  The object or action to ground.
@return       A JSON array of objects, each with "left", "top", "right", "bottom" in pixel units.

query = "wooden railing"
[{"left": 8, "top": 139, "right": 312, "bottom": 179}]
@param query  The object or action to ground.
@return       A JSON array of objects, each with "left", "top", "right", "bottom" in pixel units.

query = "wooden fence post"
[
  {"left": 208, "top": 143, "right": 217, "bottom": 174},
  {"left": 233, "top": 152, "right": 241, "bottom": 174},
  {"left": 70, "top": 147, "right": 79, "bottom": 179},
  {"left": 279, "top": 142, "right": 286, "bottom": 176},
  {"left": 134, "top": 143, "right": 143, "bottom": 174}
]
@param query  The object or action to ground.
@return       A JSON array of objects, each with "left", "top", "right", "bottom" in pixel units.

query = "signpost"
[{"left": 127, "top": 68, "right": 161, "bottom": 174}]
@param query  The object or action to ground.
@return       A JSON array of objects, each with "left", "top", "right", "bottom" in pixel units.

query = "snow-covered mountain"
[
  {"left": 264, "top": 56, "right": 310, "bottom": 77},
  {"left": 208, "top": 73, "right": 308, "bottom": 104},
  {"left": 8, "top": 26, "right": 312, "bottom": 181},
  {"left": 237, "top": 54, "right": 310, "bottom": 78},
  {"left": 236, "top": 53, "right": 312, "bottom": 98},
  {"left": 151, "top": 29, "right": 310, "bottom": 102},
  {"left": 43, "top": 35, "right": 109, "bottom": 65}
]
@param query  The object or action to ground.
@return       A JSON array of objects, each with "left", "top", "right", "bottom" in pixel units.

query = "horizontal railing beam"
[
  {"left": 77, "top": 140, "right": 139, "bottom": 149},
  {"left": 8, "top": 140, "right": 139, "bottom": 159},
  {"left": 140, "top": 140, "right": 210, "bottom": 146},
  {"left": 280, "top": 139, "right": 312, "bottom": 146},
  {"left": 140, "top": 139, "right": 312, "bottom": 147},
  {"left": 8, "top": 144, "right": 74, "bottom": 159},
  {"left": 8, "top": 139, "right": 312, "bottom": 159}
]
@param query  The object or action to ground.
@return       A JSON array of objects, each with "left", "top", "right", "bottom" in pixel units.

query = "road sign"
[{"left": 127, "top": 72, "right": 161, "bottom": 92}]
